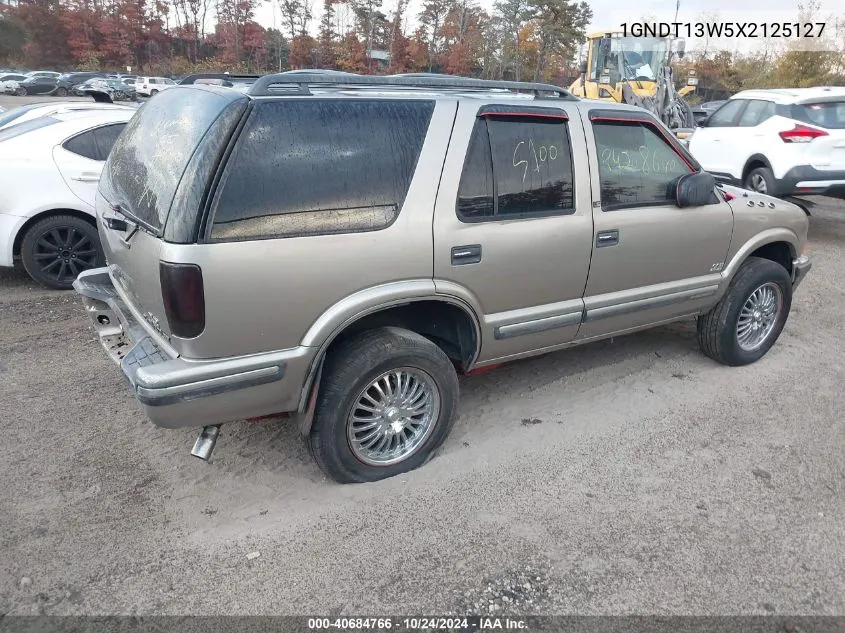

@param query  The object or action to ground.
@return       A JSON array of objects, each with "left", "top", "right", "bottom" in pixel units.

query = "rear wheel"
[
  {"left": 745, "top": 166, "right": 776, "bottom": 195},
  {"left": 21, "top": 215, "right": 104, "bottom": 290},
  {"left": 15, "top": 86, "right": 26, "bottom": 96},
  {"left": 309, "top": 327, "right": 459, "bottom": 483},
  {"left": 150, "top": 89, "right": 159, "bottom": 96}
]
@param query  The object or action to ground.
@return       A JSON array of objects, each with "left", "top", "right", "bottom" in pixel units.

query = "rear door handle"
[
  {"left": 451, "top": 244, "right": 482, "bottom": 265},
  {"left": 596, "top": 230, "right": 619, "bottom": 247},
  {"left": 72, "top": 172, "right": 101, "bottom": 183}
]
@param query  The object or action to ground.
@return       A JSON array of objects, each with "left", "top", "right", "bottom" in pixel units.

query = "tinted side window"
[
  {"left": 707, "top": 100, "right": 745, "bottom": 127},
  {"left": 456, "top": 114, "right": 574, "bottom": 222},
  {"left": 457, "top": 121, "right": 494, "bottom": 220},
  {"left": 92, "top": 124, "right": 126, "bottom": 160},
  {"left": 63, "top": 129, "right": 99, "bottom": 160},
  {"left": 593, "top": 121, "right": 692, "bottom": 210},
  {"left": 738, "top": 100, "right": 776, "bottom": 127},
  {"left": 210, "top": 99, "right": 434, "bottom": 241}
]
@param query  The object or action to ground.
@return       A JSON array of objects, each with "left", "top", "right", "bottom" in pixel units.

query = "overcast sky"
[{"left": 253, "top": 0, "right": 841, "bottom": 55}]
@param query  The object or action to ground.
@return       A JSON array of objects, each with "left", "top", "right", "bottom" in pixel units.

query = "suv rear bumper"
[
  {"left": 73, "top": 268, "right": 312, "bottom": 429},
  {"left": 779, "top": 166, "right": 845, "bottom": 199}
]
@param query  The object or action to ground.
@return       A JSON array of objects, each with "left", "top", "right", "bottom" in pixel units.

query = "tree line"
[
  {"left": 1, "top": 0, "right": 843, "bottom": 90},
  {"left": 0, "top": 0, "right": 592, "bottom": 84}
]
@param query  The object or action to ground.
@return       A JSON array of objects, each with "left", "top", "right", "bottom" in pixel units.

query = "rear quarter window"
[{"left": 209, "top": 99, "right": 434, "bottom": 241}]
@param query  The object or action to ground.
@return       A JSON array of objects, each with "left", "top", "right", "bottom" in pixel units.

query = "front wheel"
[
  {"left": 309, "top": 327, "right": 459, "bottom": 483},
  {"left": 20, "top": 215, "right": 104, "bottom": 290},
  {"left": 697, "top": 257, "right": 793, "bottom": 366},
  {"left": 15, "top": 86, "right": 26, "bottom": 96},
  {"left": 56, "top": 87, "right": 68, "bottom": 97}
]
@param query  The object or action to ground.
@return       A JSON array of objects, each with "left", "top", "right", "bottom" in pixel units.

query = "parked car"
[
  {"left": 134, "top": 76, "right": 177, "bottom": 96},
  {"left": 24, "top": 70, "right": 61, "bottom": 80},
  {"left": 57, "top": 72, "right": 108, "bottom": 97},
  {"left": 689, "top": 87, "right": 845, "bottom": 198},
  {"left": 74, "top": 74, "right": 811, "bottom": 483},
  {"left": 77, "top": 77, "right": 137, "bottom": 102},
  {"left": 12, "top": 75, "right": 59, "bottom": 96},
  {"left": 0, "top": 108, "right": 134, "bottom": 288},
  {"left": 692, "top": 100, "right": 726, "bottom": 125},
  {"left": 0, "top": 102, "right": 136, "bottom": 131},
  {"left": 0, "top": 73, "right": 27, "bottom": 94}
]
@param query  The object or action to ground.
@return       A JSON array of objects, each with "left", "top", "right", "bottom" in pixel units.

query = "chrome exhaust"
[{"left": 191, "top": 425, "right": 221, "bottom": 461}]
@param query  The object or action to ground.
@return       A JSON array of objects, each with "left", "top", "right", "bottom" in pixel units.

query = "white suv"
[
  {"left": 134, "top": 76, "right": 176, "bottom": 97},
  {"left": 688, "top": 87, "right": 845, "bottom": 199}
]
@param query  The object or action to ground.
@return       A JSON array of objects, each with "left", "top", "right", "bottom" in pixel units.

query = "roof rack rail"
[
  {"left": 247, "top": 72, "right": 575, "bottom": 99},
  {"left": 179, "top": 73, "right": 261, "bottom": 86}
]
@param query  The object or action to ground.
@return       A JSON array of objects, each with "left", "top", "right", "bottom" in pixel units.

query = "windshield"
[{"left": 591, "top": 36, "right": 669, "bottom": 84}]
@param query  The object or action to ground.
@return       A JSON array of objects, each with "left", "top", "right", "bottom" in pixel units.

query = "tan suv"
[{"left": 74, "top": 73, "right": 812, "bottom": 483}]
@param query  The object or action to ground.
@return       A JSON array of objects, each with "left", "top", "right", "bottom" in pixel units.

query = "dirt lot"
[{"left": 0, "top": 102, "right": 844, "bottom": 614}]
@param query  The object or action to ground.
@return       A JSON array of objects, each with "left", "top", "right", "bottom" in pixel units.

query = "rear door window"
[
  {"left": 738, "top": 100, "right": 776, "bottom": 127},
  {"left": 210, "top": 99, "right": 434, "bottom": 241},
  {"left": 457, "top": 113, "right": 575, "bottom": 221},
  {"left": 100, "top": 87, "right": 248, "bottom": 235}
]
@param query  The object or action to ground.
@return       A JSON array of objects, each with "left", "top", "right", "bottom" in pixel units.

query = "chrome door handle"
[
  {"left": 451, "top": 244, "right": 482, "bottom": 265},
  {"left": 596, "top": 230, "right": 619, "bottom": 247},
  {"left": 72, "top": 173, "right": 101, "bottom": 183}
]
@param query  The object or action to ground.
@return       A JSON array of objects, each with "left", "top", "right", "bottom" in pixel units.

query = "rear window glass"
[
  {"left": 100, "top": 87, "right": 248, "bottom": 233},
  {"left": 791, "top": 101, "right": 845, "bottom": 129},
  {"left": 210, "top": 99, "right": 434, "bottom": 241}
]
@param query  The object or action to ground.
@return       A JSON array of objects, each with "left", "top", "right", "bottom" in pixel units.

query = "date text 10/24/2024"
[{"left": 307, "top": 617, "right": 530, "bottom": 630}]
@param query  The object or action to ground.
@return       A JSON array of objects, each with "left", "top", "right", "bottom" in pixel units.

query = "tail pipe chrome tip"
[{"left": 191, "top": 425, "right": 221, "bottom": 461}]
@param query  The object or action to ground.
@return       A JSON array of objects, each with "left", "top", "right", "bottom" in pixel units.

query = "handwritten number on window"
[{"left": 512, "top": 139, "right": 559, "bottom": 183}]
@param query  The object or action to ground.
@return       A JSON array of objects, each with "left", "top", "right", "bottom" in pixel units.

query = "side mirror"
[
  {"left": 698, "top": 116, "right": 709, "bottom": 127},
  {"left": 676, "top": 38, "right": 686, "bottom": 59},
  {"left": 579, "top": 60, "right": 587, "bottom": 75},
  {"left": 674, "top": 171, "right": 717, "bottom": 208}
]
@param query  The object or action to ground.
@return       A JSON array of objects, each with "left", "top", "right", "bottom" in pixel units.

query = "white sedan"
[
  {"left": 0, "top": 108, "right": 136, "bottom": 289},
  {"left": 0, "top": 101, "right": 137, "bottom": 131}
]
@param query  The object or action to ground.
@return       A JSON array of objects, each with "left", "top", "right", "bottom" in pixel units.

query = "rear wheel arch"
[
  {"left": 741, "top": 154, "right": 773, "bottom": 183},
  {"left": 13, "top": 209, "right": 97, "bottom": 259},
  {"left": 297, "top": 297, "right": 481, "bottom": 415}
]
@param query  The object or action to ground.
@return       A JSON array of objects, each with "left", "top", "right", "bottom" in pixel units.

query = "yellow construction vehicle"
[{"left": 570, "top": 31, "right": 699, "bottom": 139}]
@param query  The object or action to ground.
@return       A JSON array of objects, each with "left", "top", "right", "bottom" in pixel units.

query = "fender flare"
[
  {"left": 719, "top": 228, "right": 800, "bottom": 291},
  {"left": 295, "top": 280, "right": 483, "bottom": 416}
]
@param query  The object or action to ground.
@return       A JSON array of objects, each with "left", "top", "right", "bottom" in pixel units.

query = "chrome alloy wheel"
[
  {"left": 347, "top": 368, "right": 440, "bottom": 466},
  {"left": 736, "top": 282, "right": 782, "bottom": 352}
]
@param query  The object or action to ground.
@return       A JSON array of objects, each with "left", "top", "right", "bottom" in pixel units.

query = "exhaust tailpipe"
[{"left": 191, "top": 425, "right": 221, "bottom": 461}]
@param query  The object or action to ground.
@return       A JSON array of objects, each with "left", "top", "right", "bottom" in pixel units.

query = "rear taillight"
[
  {"left": 160, "top": 262, "right": 205, "bottom": 339},
  {"left": 779, "top": 124, "right": 828, "bottom": 143}
]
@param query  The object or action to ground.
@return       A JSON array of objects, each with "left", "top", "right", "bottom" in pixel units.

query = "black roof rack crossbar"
[
  {"left": 247, "top": 72, "right": 575, "bottom": 99},
  {"left": 180, "top": 73, "right": 262, "bottom": 85}
]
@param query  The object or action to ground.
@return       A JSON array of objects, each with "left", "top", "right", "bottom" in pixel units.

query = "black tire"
[
  {"left": 150, "top": 89, "right": 159, "bottom": 96},
  {"left": 56, "top": 87, "right": 68, "bottom": 97},
  {"left": 309, "top": 326, "right": 459, "bottom": 483},
  {"left": 744, "top": 166, "right": 776, "bottom": 195},
  {"left": 697, "top": 256, "right": 792, "bottom": 366},
  {"left": 15, "top": 86, "right": 26, "bottom": 96},
  {"left": 21, "top": 215, "right": 104, "bottom": 290}
]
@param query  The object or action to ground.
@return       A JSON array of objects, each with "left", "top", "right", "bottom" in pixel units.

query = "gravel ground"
[{"left": 0, "top": 146, "right": 844, "bottom": 616}]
